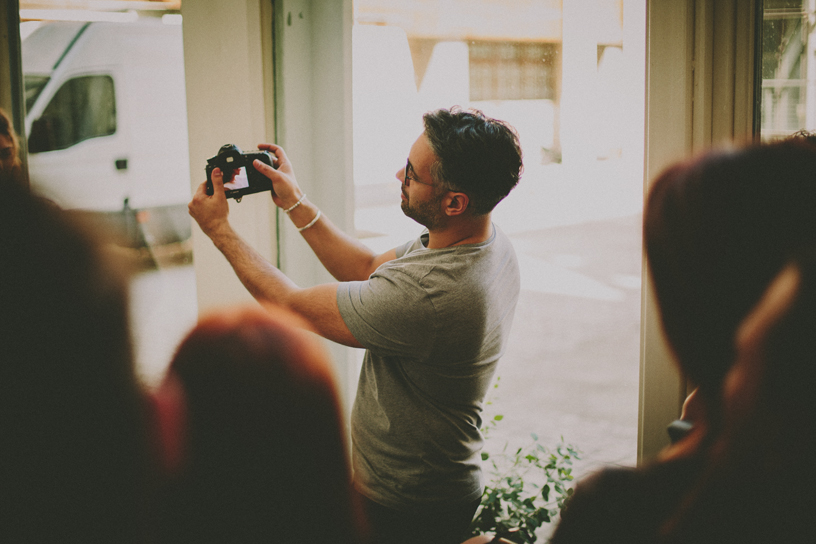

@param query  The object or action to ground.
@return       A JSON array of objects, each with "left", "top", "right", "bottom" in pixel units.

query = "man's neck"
[{"left": 426, "top": 214, "right": 493, "bottom": 249}]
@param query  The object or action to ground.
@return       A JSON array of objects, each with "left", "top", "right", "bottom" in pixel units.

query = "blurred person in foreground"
[
  {"left": 551, "top": 138, "right": 816, "bottom": 543},
  {"left": 154, "top": 305, "right": 366, "bottom": 544},
  {"left": 662, "top": 249, "right": 816, "bottom": 543},
  {"left": 0, "top": 181, "right": 154, "bottom": 541},
  {"left": 189, "top": 107, "right": 523, "bottom": 544}
]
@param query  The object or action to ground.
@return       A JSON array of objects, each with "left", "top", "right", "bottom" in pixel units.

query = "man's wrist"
[
  {"left": 283, "top": 192, "right": 307, "bottom": 213},
  {"left": 287, "top": 199, "right": 321, "bottom": 231},
  {"left": 203, "top": 221, "right": 236, "bottom": 246}
]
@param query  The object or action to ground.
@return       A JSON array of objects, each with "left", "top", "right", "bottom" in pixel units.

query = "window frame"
[{"left": 640, "top": 0, "right": 759, "bottom": 461}]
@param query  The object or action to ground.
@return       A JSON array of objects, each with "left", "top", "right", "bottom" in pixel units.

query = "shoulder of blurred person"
[
  {"left": 0, "top": 181, "right": 155, "bottom": 543},
  {"left": 155, "top": 304, "right": 366, "bottom": 544},
  {"left": 550, "top": 446, "right": 705, "bottom": 544},
  {"left": 460, "top": 535, "right": 515, "bottom": 544}
]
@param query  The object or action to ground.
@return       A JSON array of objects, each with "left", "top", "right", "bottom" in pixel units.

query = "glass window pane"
[
  {"left": 21, "top": 11, "right": 197, "bottom": 387},
  {"left": 28, "top": 75, "right": 116, "bottom": 152},
  {"left": 759, "top": 0, "right": 814, "bottom": 139}
]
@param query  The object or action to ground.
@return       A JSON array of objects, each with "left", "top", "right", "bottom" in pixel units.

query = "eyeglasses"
[{"left": 404, "top": 158, "right": 434, "bottom": 186}]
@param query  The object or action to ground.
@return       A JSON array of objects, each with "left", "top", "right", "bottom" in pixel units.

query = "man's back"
[{"left": 337, "top": 225, "right": 520, "bottom": 508}]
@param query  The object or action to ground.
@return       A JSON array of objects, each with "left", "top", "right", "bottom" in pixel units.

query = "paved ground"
[{"left": 486, "top": 214, "right": 642, "bottom": 473}]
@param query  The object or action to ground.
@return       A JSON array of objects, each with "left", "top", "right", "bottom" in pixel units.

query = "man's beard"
[{"left": 401, "top": 189, "right": 445, "bottom": 230}]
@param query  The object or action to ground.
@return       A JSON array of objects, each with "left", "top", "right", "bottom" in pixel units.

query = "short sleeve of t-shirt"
[
  {"left": 393, "top": 237, "right": 416, "bottom": 259},
  {"left": 337, "top": 266, "right": 437, "bottom": 360}
]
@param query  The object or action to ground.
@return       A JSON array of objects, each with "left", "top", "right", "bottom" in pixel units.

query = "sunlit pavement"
[
  {"left": 485, "top": 215, "right": 642, "bottom": 471},
  {"left": 493, "top": 214, "right": 643, "bottom": 541}
]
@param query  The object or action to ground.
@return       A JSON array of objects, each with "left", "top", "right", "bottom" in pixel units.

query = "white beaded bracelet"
[
  {"left": 297, "top": 209, "right": 322, "bottom": 232},
  {"left": 284, "top": 193, "right": 306, "bottom": 214}
]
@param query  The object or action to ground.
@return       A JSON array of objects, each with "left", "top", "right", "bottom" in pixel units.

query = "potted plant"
[{"left": 470, "top": 381, "right": 580, "bottom": 544}]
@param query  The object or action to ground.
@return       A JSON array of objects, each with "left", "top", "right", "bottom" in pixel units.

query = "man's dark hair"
[{"left": 422, "top": 107, "right": 523, "bottom": 215}]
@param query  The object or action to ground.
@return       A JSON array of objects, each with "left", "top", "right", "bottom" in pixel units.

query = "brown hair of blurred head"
[
  {"left": 158, "top": 304, "right": 365, "bottom": 544},
  {"left": 0, "top": 182, "right": 153, "bottom": 542},
  {"left": 644, "top": 139, "right": 816, "bottom": 415}
]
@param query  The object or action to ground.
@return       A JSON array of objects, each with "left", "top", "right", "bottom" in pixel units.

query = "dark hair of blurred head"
[
  {"left": 0, "top": 182, "right": 152, "bottom": 541},
  {"left": 644, "top": 139, "right": 816, "bottom": 407},
  {"left": 160, "top": 305, "right": 364, "bottom": 544},
  {"left": 423, "top": 106, "right": 523, "bottom": 215}
]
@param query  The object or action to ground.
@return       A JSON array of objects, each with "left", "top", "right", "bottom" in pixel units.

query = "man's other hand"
[
  {"left": 254, "top": 143, "right": 305, "bottom": 211},
  {"left": 189, "top": 167, "right": 230, "bottom": 238}
]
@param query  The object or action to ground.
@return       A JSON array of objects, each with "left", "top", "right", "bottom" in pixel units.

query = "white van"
[{"left": 22, "top": 18, "right": 191, "bottom": 247}]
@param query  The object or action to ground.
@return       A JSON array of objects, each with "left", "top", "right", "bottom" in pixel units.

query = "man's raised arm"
[
  {"left": 254, "top": 143, "right": 396, "bottom": 281},
  {"left": 188, "top": 167, "right": 362, "bottom": 348}
]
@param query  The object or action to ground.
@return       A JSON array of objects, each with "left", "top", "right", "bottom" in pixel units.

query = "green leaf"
[
  {"left": 494, "top": 414, "right": 504, "bottom": 421},
  {"left": 470, "top": 437, "right": 581, "bottom": 542}
]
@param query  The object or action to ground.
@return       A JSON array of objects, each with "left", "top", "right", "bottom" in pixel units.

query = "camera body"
[{"left": 205, "top": 144, "right": 276, "bottom": 200}]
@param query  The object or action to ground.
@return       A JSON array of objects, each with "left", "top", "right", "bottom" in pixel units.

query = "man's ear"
[{"left": 443, "top": 191, "right": 469, "bottom": 217}]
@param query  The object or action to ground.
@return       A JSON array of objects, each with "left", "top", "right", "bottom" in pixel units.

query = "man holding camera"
[{"left": 189, "top": 107, "right": 522, "bottom": 544}]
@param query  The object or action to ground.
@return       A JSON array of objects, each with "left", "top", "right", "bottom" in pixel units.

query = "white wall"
[
  {"left": 182, "top": 0, "right": 276, "bottom": 311},
  {"left": 273, "top": 0, "right": 358, "bottom": 409}
]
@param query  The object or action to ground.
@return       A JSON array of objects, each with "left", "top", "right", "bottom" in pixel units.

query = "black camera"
[{"left": 205, "top": 144, "right": 276, "bottom": 201}]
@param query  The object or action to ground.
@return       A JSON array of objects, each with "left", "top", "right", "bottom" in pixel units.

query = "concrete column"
[
  {"left": 560, "top": 0, "right": 602, "bottom": 167},
  {"left": 621, "top": 0, "right": 646, "bottom": 169}
]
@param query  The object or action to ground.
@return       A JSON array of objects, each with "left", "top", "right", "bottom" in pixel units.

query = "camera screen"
[{"left": 224, "top": 167, "right": 250, "bottom": 190}]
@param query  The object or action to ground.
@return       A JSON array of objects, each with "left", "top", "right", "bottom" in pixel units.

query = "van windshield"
[{"left": 25, "top": 75, "right": 49, "bottom": 113}]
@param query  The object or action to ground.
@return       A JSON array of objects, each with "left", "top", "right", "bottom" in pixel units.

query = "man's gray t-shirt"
[{"left": 336, "top": 225, "right": 520, "bottom": 509}]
